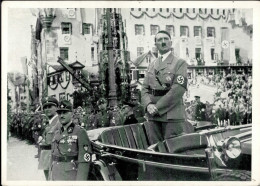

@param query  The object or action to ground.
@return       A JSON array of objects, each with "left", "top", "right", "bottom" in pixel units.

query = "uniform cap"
[
  {"left": 195, "top": 96, "right": 200, "bottom": 99},
  {"left": 42, "top": 97, "right": 59, "bottom": 108},
  {"left": 57, "top": 100, "right": 73, "bottom": 113}
]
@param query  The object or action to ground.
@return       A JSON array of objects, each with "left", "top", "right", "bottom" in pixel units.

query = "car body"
[{"left": 87, "top": 122, "right": 251, "bottom": 181}]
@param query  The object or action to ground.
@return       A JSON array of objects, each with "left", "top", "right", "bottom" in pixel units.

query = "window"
[
  {"left": 166, "top": 25, "right": 174, "bottom": 37},
  {"left": 195, "top": 48, "right": 201, "bottom": 59},
  {"left": 199, "top": 8, "right": 202, "bottom": 14},
  {"left": 153, "top": 8, "right": 155, "bottom": 12},
  {"left": 180, "top": 26, "right": 189, "bottom": 37},
  {"left": 137, "top": 47, "right": 144, "bottom": 56},
  {"left": 180, "top": 8, "right": 182, "bottom": 13},
  {"left": 166, "top": 8, "right": 169, "bottom": 12},
  {"left": 152, "top": 47, "right": 158, "bottom": 58},
  {"left": 131, "top": 8, "right": 134, "bottom": 11},
  {"left": 186, "top": 8, "right": 189, "bottom": 13},
  {"left": 233, "top": 8, "right": 235, "bottom": 13},
  {"left": 135, "top": 25, "right": 145, "bottom": 35},
  {"left": 217, "top": 9, "right": 219, "bottom": 15},
  {"left": 207, "top": 27, "right": 215, "bottom": 37},
  {"left": 205, "top": 9, "right": 207, "bottom": 14},
  {"left": 173, "top": 8, "right": 176, "bottom": 12},
  {"left": 82, "top": 23, "right": 91, "bottom": 35},
  {"left": 223, "top": 9, "right": 225, "bottom": 15},
  {"left": 60, "top": 47, "right": 69, "bottom": 60},
  {"left": 211, "top": 48, "right": 215, "bottom": 60},
  {"left": 150, "top": 25, "right": 160, "bottom": 35},
  {"left": 138, "top": 8, "right": 141, "bottom": 11},
  {"left": 194, "top": 26, "right": 202, "bottom": 37},
  {"left": 91, "top": 47, "right": 94, "bottom": 61},
  {"left": 58, "top": 73, "right": 63, "bottom": 83},
  {"left": 160, "top": 8, "right": 162, "bottom": 12},
  {"left": 146, "top": 8, "right": 149, "bottom": 11},
  {"left": 193, "top": 8, "right": 195, "bottom": 13},
  {"left": 61, "top": 22, "right": 72, "bottom": 34},
  {"left": 211, "top": 9, "right": 213, "bottom": 14}
]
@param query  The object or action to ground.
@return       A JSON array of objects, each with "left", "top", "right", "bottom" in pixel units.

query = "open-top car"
[{"left": 87, "top": 121, "right": 251, "bottom": 181}]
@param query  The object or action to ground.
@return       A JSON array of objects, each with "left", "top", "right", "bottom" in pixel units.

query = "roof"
[{"left": 132, "top": 51, "right": 155, "bottom": 67}]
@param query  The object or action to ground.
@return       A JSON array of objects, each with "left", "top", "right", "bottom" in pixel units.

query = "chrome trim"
[
  {"left": 96, "top": 142, "right": 206, "bottom": 158},
  {"left": 102, "top": 152, "right": 209, "bottom": 173}
]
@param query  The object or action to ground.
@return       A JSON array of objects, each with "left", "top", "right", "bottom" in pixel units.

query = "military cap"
[
  {"left": 194, "top": 96, "right": 200, "bottom": 99},
  {"left": 42, "top": 97, "right": 59, "bottom": 108},
  {"left": 57, "top": 100, "right": 73, "bottom": 113},
  {"left": 97, "top": 98, "right": 107, "bottom": 105}
]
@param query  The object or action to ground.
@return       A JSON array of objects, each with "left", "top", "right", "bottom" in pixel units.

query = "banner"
[{"left": 20, "top": 57, "right": 28, "bottom": 75}]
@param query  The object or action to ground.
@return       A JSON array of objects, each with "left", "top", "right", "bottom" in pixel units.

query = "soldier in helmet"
[
  {"left": 38, "top": 96, "right": 60, "bottom": 180},
  {"left": 96, "top": 98, "right": 110, "bottom": 128},
  {"left": 49, "top": 100, "right": 92, "bottom": 180}
]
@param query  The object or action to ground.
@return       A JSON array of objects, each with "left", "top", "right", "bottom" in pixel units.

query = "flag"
[
  {"left": 36, "top": 18, "right": 42, "bottom": 41},
  {"left": 21, "top": 57, "right": 28, "bottom": 75}
]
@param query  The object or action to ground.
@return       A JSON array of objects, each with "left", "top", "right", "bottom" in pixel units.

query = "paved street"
[
  {"left": 188, "top": 83, "right": 217, "bottom": 103},
  {"left": 7, "top": 137, "right": 45, "bottom": 181}
]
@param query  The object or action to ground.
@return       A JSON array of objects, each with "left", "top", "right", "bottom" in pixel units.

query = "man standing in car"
[{"left": 141, "top": 30, "right": 188, "bottom": 144}]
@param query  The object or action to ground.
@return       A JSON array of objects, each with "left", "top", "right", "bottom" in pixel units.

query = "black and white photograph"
[{"left": 2, "top": 1, "right": 260, "bottom": 185}]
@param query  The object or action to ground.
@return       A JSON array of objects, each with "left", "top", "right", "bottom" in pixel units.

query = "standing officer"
[
  {"left": 141, "top": 30, "right": 188, "bottom": 144},
  {"left": 49, "top": 100, "right": 92, "bottom": 180},
  {"left": 38, "top": 97, "right": 60, "bottom": 180},
  {"left": 194, "top": 96, "right": 206, "bottom": 121},
  {"left": 96, "top": 98, "right": 110, "bottom": 128}
]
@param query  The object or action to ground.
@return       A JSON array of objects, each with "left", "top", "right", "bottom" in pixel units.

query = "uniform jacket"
[
  {"left": 38, "top": 114, "right": 60, "bottom": 170},
  {"left": 50, "top": 122, "right": 92, "bottom": 180},
  {"left": 96, "top": 110, "right": 110, "bottom": 128},
  {"left": 141, "top": 52, "right": 187, "bottom": 122}
]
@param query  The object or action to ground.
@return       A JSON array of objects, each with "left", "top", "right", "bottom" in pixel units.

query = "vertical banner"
[
  {"left": 221, "top": 28, "right": 230, "bottom": 62},
  {"left": 20, "top": 57, "right": 28, "bottom": 75}
]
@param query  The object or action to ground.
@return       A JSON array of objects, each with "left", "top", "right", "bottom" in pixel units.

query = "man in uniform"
[
  {"left": 194, "top": 96, "right": 206, "bottom": 121},
  {"left": 141, "top": 30, "right": 188, "bottom": 144},
  {"left": 49, "top": 100, "right": 92, "bottom": 180},
  {"left": 38, "top": 97, "right": 60, "bottom": 180},
  {"left": 120, "top": 102, "right": 138, "bottom": 125},
  {"left": 132, "top": 96, "right": 146, "bottom": 123},
  {"left": 96, "top": 98, "right": 110, "bottom": 128}
]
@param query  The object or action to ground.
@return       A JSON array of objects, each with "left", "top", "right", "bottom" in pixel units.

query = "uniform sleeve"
[
  {"left": 76, "top": 128, "right": 92, "bottom": 180},
  {"left": 156, "top": 60, "right": 187, "bottom": 116},
  {"left": 141, "top": 67, "right": 152, "bottom": 111}
]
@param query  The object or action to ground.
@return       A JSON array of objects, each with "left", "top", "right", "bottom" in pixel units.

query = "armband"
[{"left": 173, "top": 74, "right": 187, "bottom": 89}]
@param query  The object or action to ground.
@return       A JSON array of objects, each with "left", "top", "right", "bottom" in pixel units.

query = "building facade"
[{"left": 120, "top": 8, "right": 252, "bottom": 83}]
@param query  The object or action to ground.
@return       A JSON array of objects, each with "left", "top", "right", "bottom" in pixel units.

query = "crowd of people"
[{"left": 185, "top": 73, "right": 252, "bottom": 126}]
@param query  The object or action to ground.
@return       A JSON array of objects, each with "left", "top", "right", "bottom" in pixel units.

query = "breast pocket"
[
  {"left": 46, "top": 131, "right": 55, "bottom": 145},
  {"left": 162, "top": 71, "right": 175, "bottom": 86}
]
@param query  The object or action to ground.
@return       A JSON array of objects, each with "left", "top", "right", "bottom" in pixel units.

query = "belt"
[
  {"left": 52, "top": 155, "right": 77, "bottom": 162},
  {"left": 40, "top": 145, "right": 51, "bottom": 150},
  {"left": 149, "top": 89, "right": 170, "bottom": 96}
]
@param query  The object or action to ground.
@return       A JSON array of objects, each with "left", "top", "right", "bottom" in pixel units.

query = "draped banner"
[{"left": 130, "top": 11, "right": 227, "bottom": 21}]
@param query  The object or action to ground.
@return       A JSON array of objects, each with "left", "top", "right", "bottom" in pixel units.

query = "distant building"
[
  {"left": 31, "top": 8, "right": 101, "bottom": 102},
  {"left": 120, "top": 8, "right": 252, "bottom": 84}
]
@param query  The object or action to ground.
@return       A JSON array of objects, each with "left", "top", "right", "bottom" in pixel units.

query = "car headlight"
[{"left": 223, "top": 137, "right": 241, "bottom": 159}]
